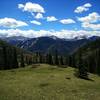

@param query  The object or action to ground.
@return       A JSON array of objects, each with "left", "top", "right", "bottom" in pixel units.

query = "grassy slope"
[{"left": 0, "top": 64, "right": 100, "bottom": 100}]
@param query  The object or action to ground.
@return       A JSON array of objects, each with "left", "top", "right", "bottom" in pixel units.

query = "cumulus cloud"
[
  {"left": 18, "top": 2, "right": 45, "bottom": 13},
  {"left": 78, "top": 12, "right": 100, "bottom": 23},
  {"left": 0, "top": 29, "right": 100, "bottom": 39},
  {"left": 75, "top": 3, "right": 92, "bottom": 13},
  {"left": 35, "top": 13, "right": 43, "bottom": 19},
  {"left": 82, "top": 23, "right": 100, "bottom": 30},
  {"left": 78, "top": 12, "right": 100, "bottom": 30},
  {"left": 60, "top": 19, "right": 75, "bottom": 24},
  {"left": 18, "top": 4, "right": 24, "bottom": 9},
  {"left": 47, "top": 16, "right": 58, "bottom": 22},
  {"left": 0, "top": 17, "right": 28, "bottom": 28},
  {"left": 30, "top": 20, "right": 41, "bottom": 25}
]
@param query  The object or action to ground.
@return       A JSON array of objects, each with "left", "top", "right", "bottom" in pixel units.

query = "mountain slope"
[
  {"left": 16, "top": 36, "right": 91, "bottom": 55},
  {"left": 74, "top": 38, "right": 100, "bottom": 56}
]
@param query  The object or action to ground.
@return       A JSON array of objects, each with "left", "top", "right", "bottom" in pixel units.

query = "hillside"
[
  {"left": 0, "top": 64, "right": 100, "bottom": 100},
  {"left": 73, "top": 38, "right": 100, "bottom": 60}
]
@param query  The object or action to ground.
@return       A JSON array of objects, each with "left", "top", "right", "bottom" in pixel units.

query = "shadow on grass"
[
  {"left": 39, "top": 83, "right": 50, "bottom": 87},
  {"left": 74, "top": 73, "right": 94, "bottom": 82},
  {"left": 57, "top": 65, "right": 68, "bottom": 68},
  {"left": 78, "top": 76, "right": 94, "bottom": 82},
  {"left": 48, "top": 67, "right": 63, "bottom": 71},
  {"left": 31, "top": 64, "right": 40, "bottom": 68},
  {"left": 48, "top": 67, "right": 57, "bottom": 70},
  {"left": 66, "top": 77, "right": 71, "bottom": 80}
]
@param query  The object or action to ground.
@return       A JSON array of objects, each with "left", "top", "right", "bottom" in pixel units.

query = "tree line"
[
  {"left": 0, "top": 43, "right": 100, "bottom": 79},
  {"left": 0, "top": 46, "right": 71, "bottom": 70}
]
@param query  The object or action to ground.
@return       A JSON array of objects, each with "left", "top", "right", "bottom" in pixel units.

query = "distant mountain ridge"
[
  {"left": 0, "top": 35, "right": 100, "bottom": 55},
  {"left": 0, "top": 36, "right": 29, "bottom": 45}
]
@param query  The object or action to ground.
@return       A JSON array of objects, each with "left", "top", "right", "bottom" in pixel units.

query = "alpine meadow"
[{"left": 0, "top": 0, "right": 100, "bottom": 100}]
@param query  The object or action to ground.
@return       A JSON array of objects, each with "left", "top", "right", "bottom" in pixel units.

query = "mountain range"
[{"left": 0, "top": 36, "right": 99, "bottom": 55}]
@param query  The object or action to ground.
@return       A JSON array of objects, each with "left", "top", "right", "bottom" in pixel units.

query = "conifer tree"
[
  {"left": 96, "top": 49, "right": 100, "bottom": 75},
  {"left": 54, "top": 50, "right": 59, "bottom": 65},
  {"left": 68, "top": 56, "right": 72, "bottom": 67},
  {"left": 46, "top": 53, "right": 53, "bottom": 65},
  {"left": 20, "top": 53, "right": 25, "bottom": 67},
  {"left": 13, "top": 48, "right": 18, "bottom": 68},
  {"left": 59, "top": 56, "right": 64, "bottom": 65},
  {"left": 2, "top": 46, "right": 7, "bottom": 69},
  {"left": 77, "top": 50, "right": 88, "bottom": 79}
]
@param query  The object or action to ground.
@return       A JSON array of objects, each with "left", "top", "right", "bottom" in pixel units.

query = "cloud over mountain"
[
  {"left": 78, "top": 12, "right": 100, "bottom": 30},
  {"left": 0, "top": 29, "right": 100, "bottom": 39}
]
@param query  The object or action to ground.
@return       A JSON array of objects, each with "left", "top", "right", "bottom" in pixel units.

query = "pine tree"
[
  {"left": 88, "top": 53, "right": 96, "bottom": 73},
  {"left": 13, "top": 48, "right": 18, "bottom": 68},
  {"left": 65, "top": 56, "right": 68, "bottom": 65},
  {"left": 97, "top": 49, "right": 100, "bottom": 75},
  {"left": 29, "top": 56, "right": 33, "bottom": 65},
  {"left": 54, "top": 50, "right": 59, "bottom": 65},
  {"left": 59, "top": 56, "right": 64, "bottom": 65},
  {"left": 2, "top": 46, "right": 8, "bottom": 69},
  {"left": 25, "top": 55, "right": 29, "bottom": 65},
  {"left": 46, "top": 53, "right": 53, "bottom": 65},
  {"left": 68, "top": 56, "right": 72, "bottom": 67},
  {"left": 20, "top": 53, "right": 25, "bottom": 67},
  {"left": 71, "top": 55, "right": 76, "bottom": 67},
  {"left": 77, "top": 50, "right": 88, "bottom": 79},
  {"left": 39, "top": 53, "right": 43, "bottom": 63}
]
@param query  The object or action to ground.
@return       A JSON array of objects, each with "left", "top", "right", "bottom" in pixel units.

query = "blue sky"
[{"left": 0, "top": 0, "right": 100, "bottom": 39}]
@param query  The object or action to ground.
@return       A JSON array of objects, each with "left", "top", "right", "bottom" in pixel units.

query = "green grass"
[{"left": 0, "top": 64, "right": 100, "bottom": 100}]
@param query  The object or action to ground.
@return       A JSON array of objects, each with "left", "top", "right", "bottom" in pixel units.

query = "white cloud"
[
  {"left": 47, "top": 16, "right": 58, "bottom": 22},
  {"left": 18, "top": 4, "right": 24, "bottom": 9},
  {"left": 84, "top": 3, "right": 92, "bottom": 8},
  {"left": 82, "top": 23, "right": 100, "bottom": 30},
  {"left": 35, "top": 13, "right": 43, "bottom": 19},
  {"left": 0, "top": 17, "right": 28, "bottom": 28},
  {"left": 78, "top": 12, "right": 100, "bottom": 23},
  {"left": 0, "top": 29, "right": 100, "bottom": 39},
  {"left": 60, "top": 19, "right": 75, "bottom": 24},
  {"left": 78, "top": 12, "right": 100, "bottom": 30},
  {"left": 18, "top": 2, "right": 45, "bottom": 13},
  {"left": 30, "top": 20, "right": 41, "bottom": 25},
  {"left": 74, "top": 3, "right": 92, "bottom": 13}
]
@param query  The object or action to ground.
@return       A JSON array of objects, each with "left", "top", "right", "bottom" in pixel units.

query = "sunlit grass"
[{"left": 0, "top": 64, "right": 100, "bottom": 100}]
